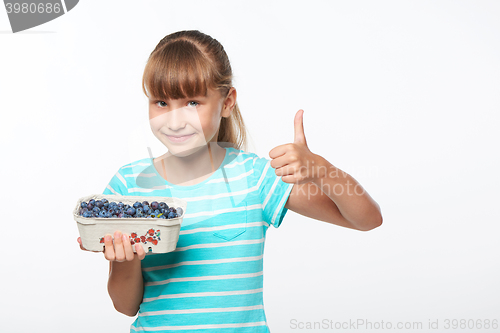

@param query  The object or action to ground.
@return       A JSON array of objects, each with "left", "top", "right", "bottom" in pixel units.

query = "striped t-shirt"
[{"left": 102, "top": 147, "right": 295, "bottom": 332}]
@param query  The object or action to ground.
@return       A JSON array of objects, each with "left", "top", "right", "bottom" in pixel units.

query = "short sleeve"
[
  {"left": 102, "top": 169, "right": 128, "bottom": 196},
  {"left": 253, "top": 156, "right": 295, "bottom": 228}
]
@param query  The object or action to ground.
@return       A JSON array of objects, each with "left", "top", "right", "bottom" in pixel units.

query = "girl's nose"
[
  {"left": 166, "top": 107, "right": 189, "bottom": 130},
  {"left": 167, "top": 106, "right": 201, "bottom": 132}
]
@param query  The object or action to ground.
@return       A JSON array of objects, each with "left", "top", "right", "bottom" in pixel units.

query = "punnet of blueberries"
[{"left": 79, "top": 199, "right": 184, "bottom": 219}]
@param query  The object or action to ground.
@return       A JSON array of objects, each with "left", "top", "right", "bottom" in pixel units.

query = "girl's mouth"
[{"left": 165, "top": 134, "right": 194, "bottom": 143}]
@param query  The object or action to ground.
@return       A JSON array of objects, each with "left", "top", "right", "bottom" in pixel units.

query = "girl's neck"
[{"left": 155, "top": 143, "right": 226, "bottom": 186}]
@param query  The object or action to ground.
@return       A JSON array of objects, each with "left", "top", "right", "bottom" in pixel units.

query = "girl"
[{"left": 78, "top": 30, "right": 382, "bottom": 332}]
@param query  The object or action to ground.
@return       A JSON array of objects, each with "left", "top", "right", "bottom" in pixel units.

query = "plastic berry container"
[{"left": 73, "top": 194, "right": 187, "bottom": 253}]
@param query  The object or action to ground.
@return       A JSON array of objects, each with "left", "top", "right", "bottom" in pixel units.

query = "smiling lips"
[{"left": 166, "top": 134, "right": 194, "bottom": 143}]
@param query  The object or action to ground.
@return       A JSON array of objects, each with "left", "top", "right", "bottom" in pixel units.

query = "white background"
[{"left": 1, "top": 1, "right": 499, "bottom": 332}]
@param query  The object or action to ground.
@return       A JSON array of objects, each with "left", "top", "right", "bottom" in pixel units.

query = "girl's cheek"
[
  {"left": 149, "top": 108, "right": 158, "bottom": 120},
  {"left": 149, "top": 107, "right": 168, "bottom": 123},
  {"left": 149, "top": 112, "right": 164, "bottom": 132},
  {"left": 210, "top": 111, "right": 221, "bottom": 128},
  {"left": 149, "top": 105, "right": 165, "bottom": 120}
]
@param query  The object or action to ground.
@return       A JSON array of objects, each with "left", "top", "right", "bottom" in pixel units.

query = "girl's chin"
[{"left": 163, "top": 142, "right": 208, "bottom": 157}]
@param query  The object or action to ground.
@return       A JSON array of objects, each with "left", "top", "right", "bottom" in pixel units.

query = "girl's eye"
[{"left": 154, "top": 100, "right": 198, "bottom": 108}]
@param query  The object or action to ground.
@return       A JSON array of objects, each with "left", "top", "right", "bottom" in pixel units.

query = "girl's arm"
[
  {"left": 108, "top": 257, "right": 144, "bottom": 317},
  {"left": 105, "top": 231, "right": 145, "bottom": 316},
  {"left": 78, "top": 232, "right": 145, "bottom": 315},
  {"left": 270, "top": 110, "right": 382, "bottom": 231},
  {"left": 284, "top": 159, "right": 382, "bottom": 231}
]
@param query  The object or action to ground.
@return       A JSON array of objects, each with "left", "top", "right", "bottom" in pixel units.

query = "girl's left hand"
[{"left": 269, "top": 109, "right": 323, "bottom": 185}]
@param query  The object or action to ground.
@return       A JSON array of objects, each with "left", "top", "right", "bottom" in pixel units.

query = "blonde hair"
[{"left": 142, "top": 30, "right": 247, "bottom": 151}]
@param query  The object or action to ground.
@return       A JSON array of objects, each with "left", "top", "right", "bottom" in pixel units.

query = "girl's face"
[{"left": 149, "top": 87, "right": 234, "bottom": 157}]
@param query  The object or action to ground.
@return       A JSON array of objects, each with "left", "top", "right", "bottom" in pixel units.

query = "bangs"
[{"left": 142, "top": 40, "right": 216, "bottom": 100}]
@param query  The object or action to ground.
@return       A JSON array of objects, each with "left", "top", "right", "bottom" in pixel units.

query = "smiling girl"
[{"left": 78, "top": 30, "right": 382, "bottom": 333}]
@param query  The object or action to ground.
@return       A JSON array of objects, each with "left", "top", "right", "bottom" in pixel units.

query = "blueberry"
[
  {"left": 80, "top": 199, "right": 180, "bottom": 220},
  {"left": 176, "top": 207, "right": 183, "bottom": 216}
]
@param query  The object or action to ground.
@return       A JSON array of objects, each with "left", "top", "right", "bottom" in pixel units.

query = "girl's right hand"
[
  {"left": 104, "top": 231, "right": 146, "bottom": 262},
  {"left": 77, "top": 231, "right": 146, "bottom": 261}
]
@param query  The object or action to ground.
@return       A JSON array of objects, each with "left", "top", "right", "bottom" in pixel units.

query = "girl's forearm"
[
  {"left": 312, "top": 157, "right": 383, "bottom": 231},
  {"left": 107, "top": 257, "right": 144, "bottom": 316}
]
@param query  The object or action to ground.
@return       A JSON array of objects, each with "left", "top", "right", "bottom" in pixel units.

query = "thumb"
[{"left": 294, "top": 109, "right": 307, "bottom": 145}]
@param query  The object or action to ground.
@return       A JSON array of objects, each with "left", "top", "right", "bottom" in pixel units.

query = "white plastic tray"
[{"left": 74, "top": 194, "right": 187, "bottom": 253}]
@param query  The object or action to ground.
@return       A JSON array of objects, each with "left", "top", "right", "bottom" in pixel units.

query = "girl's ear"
[{"left": 221, "top": 87, "right": 237, "bottom": 118}]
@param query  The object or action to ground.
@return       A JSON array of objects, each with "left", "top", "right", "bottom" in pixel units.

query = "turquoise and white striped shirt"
[{"left": 103, "top": 147, "right": 294, "bottom": 332}]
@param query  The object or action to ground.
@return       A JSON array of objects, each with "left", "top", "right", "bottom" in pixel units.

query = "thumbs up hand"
[{"left": 269, "top": 110, "right": 323, "bottom": 185}]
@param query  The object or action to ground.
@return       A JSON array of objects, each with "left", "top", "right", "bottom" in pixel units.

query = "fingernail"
[
  {"left": 105, "top": 235, "right": 112, "bottom": 242},
  {"left": 122, "top": 234, "right": 128, "bottom": 241}
]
